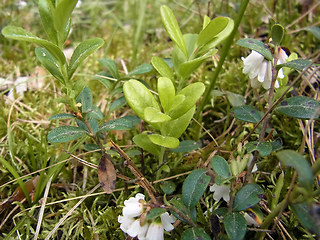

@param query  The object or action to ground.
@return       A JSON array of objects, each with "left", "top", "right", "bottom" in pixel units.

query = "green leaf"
[
  {"left": 226, "top": 91, "right": 245, "bottom": 107},
  {"left": 88, "top": 105, "right": 104, "bottom": 120},
  {"left": 127, "top": 64, "right": 153, "bottom": 76},
  {"left": 148, "top": 134, "right": 179, "bottom": 148},
  {"left": 291, "top": 202, "right": 320, "bottom": 235},
  {"left": 275, "top": 96, "right": 320, "bottom": 119},
  {"left": 170, "top": 140, "right": 199, "bottom": 153},
  {"left": 169, "top": 198, "right": 197, "bottom": 222},
  {"left": 99, "top": 117, "right": 135, "bottom": 132},
  {"left": 1, "top": 26, "right": 66, "bottom": 65},
  {"left": 276, "top": 150, "right": 313, "bottom": 188},
  {"left": 160, "top": 181, "right": 176, "bottom": 195},
  {"left": 160, "top": 5, "right": 188, "bottom": 57},
  {"left": 49, "top": 113, "right": 75, "bottom": 120},
  {"left": 123, "top": 79, "right": 160, "bottom": 120},
  {"left": 233, "top": 183, "right": 264, "bottom": 211},
  {"left": 47, "top": 126, "right": 87, "bottom": 143},
  {"left": 35, "top": 47, "right": 65, "bottom": 82},
  {"left": 144, "top": 107, "right": 171, "bottom": 123},
  {"left": 197, "top": 17, "right": 228, "bottom": 47},
  {"left": 109, "top": 96, "right": 126, "bottom": 112},
  {"left": 236, "top": 38, "right": 273, "bottom": 61},
  {"left": 224, "top": 212, "right": 247, "bottom": 240},
  {"left": 146, "top": 208, "right": 167, "bottom": 220},
  {"left": 182, "top": 169, "right": 210, "bottom": 209},
  {"left": 168, "top": 82, "right": 205, "bottom": 119},
  {"left": 181, "top": 228, "right": 211, "bottom": 240},
  {"left": 151, "top": 57, "right": 173, "bottom": 79},
  {"left": 158, "top": 77, "right": 175, "bottom": 112},
  {"left": 133, "top": 132, "right": 161, "bottom": 156},
  {"left": 275, "top": 59, "right": 312, "bottom": 71},
  {"left": 76, "top": 86, "right": 92, "bottom": 113},
  {"left": 256, "top": 141, "right": 273, "bottom": 157},
  {"left": 88, "top": 118, "right": 98, "bottom": 135},
  {"left": 39, "top": 0, "right": 58, "bottom": 44},
  {"left": 99, "top": 58, "right": 119, "bottom": 79},
  {"left": 231, "top": 105, "right": 264, "bottom": 123},
  {"left": 304, "top": 26, "right": 320, "bottom": 40},
  {"left": 210, "top": 156, "right": 231, "bottom": 180},
  {"left": 271, "top": 24, "right": 284, "bottom": 46},
  {"left": 68, "top": 38, "right": 104, "bottom": 78}
]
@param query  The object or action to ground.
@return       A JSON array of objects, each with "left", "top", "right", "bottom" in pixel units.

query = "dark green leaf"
[
  {"left": 121, "top": 115, "right": 141, "bottom": 126},
  {"left": 68, "top": 38, "right": 104, "bottom": 78},
  {"left": 210, "top": 156, "right": 231, "bottom": 180},
  {"left": 35, "top": 47, "right": 64, "bottom": 82},
  {"left": 257, "top": 141, "right": 273, "bottom": 157},
  {"left": 84, "top": 143, "right": 100, "bottom": 152},
  {"left": 233, "top": 183, "right": 264, "bottom": 211},
  {"left": 169, "top": 198, "right": 197, "bottom": 222},
  {"left": 99, "top": 118, "right": 133, "bottom": 132},
  {"left": 291, "top": 202, "right": 320, "bottom": 235},
  {"left": 76, "top": 86, "right": 92, "bottom": 113},
  {"left": 88, "top": 105, "right": 104, "bottom": 120},
  {"left": 98, "top": 58, "right": 119, "bottom": 79},
  {"left": 275, "top": 59, "right": 312, "bottom": 71},
  {"left": 271, "top": 24, "right": 284, "bottom": 46},
  {"left": 49, "top": 113, "right": 75, "bottom": 120},
  {"left": 224, "top": 212, "right": 247, "bottom": 240},
  {"left": 146, "top": 208, "right": 167, "bottom": 220},
  {"left": 275, "top": 96, "right": 320, "bottom": 119},
  {"left": 88, "top": 118, "right": 98, "bottom": 135},
  {"left": 133, "top": 132, "right": 161, "bottom": 156},
  {"left": 109, "top": 96, "right": 127, "bottom": 112},
  {"left": 148, "top": 134, "right": 179, "bottom": 148},
  {"left": 47, "top": 126, "right": 87, "bottom": 143},
  {"left": 127, "top": 64, "right": 153, "bottom": 76},
  {"left": 181, "top": 227, "right": 211, "bottom": 240},
  {"left": 304, "top": 26, "right": 320, "bottom": 40},
  {"left": 236, "top": 38, "right": 273, "bottom": 61},
  {"left": 232, "top": 105, "right": 264, "bottom": 123},
  {"left": 276, "top": 150, "right": 313, "bottom": 188},
  {"left": 160, "top": 181, "right": 176, "bottom": 195},
  {"left": 1, "top": 26, "right": 66, "bottom": 64},
  {"left": 170, "top": 140, "right": 199, "bottom": 153},
  {"left": 182, "top": 169, "right": 210, "bottom": 209}
]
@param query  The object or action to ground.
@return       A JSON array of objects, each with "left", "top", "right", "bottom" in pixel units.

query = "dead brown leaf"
[{"left": 98, "top": 155, "right": 117, "bottom": 194}]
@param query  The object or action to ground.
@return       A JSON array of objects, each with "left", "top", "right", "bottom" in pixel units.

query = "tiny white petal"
[
  {"left": 146, "top": 222, "right": 164, "bottom": 240},
  {"left": 160, "top": 212, "right": 175, "bottom": 232},
  {"left": 210, "top": 184, "right": 230, "bottom": 202},
  {"left": 244, "top": 213, "right": 259, "bottom": 227}
]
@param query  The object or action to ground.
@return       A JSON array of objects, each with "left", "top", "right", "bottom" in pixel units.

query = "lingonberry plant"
[{"left": 1, "top": 0, "right": 320, "bottom": 239}]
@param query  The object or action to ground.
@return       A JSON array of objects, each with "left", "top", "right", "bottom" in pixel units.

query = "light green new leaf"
[
  {"left": 127, "top": 64, "right": 153, "bottom": 76},
  {"left": 148, "top": 134, "right": 179, "bottom": 148},
  {"left": 144, "top": 107, "right": 171, "bottom": 123},
  {"left": 160, "top": 5, "right": 188, "bottom": 57},
  {"left": 47, "top": 126, "right": 87, "bottom": 143},
  {"left": 68, "top": 38, "right": 104, "bottom": 78},
  {"left": 151, "top": 57, "right": 174, "bottom": 79},
  {"left": 123, "top": 80, "right": 160, "bottom": 120},
  {"left": 35, "top": 47, "right": 65, "bottom": 83},
  {"left": 133, "top": 132, "right": 161, "bottom": 156},
  {"left": 1, "top": 26, "right": 66, "bottom": 65},
  {"left": 158, "top": 77, "right": 175, "bottom": 112},
  {"left": 39, "top": 0, "right": 58, "bottom": 44}
]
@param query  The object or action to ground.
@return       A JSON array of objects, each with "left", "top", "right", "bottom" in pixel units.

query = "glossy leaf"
[
  {"left": 271, "top": 24, "right": 284, "bottom": 46},
  {"left": 236, "top": 38, "right": 273, "bottom": 61},
  {"left": 1, "top": 26, "right": 66, "bottom": 64},
  {"left": 275, "top": 96, "right": 320, "bottom": 119},
  {"left": 47, "top": 126, "right": 87, "bottom": 143},
  {"left": 151, "top": 56, "right": 173, "bottom": 79},
  {"left": 39, "top": 0, "right": 57, "bottom": 44},
  {"left": 168, "top": 82, "right": 205, "bottom": 119},
  {"left": 233, "top": 184, "right": 264, "bottom": 211},
  {"left": 49, "top": 113, "right": 75, "bottom": 120},
  {"left": 146, "top": 208, "right": 167, "bottom": 220},
  {"left": 144, "top": 107, "right": 171, "bottom": 123},
  {"left": 197, "top": 17, "right": 228, "bottom": 47},
  {"left": 275, "top": 59, "right": 312, "bottom": 71},
  {"left": 148, "top": 134, "right": 179, "bottom": 149},
  {"left": 231, "top": 105, "right": 264, "bottom": 123},
  {"left": 99, "top": 58, "right": 119, "bottom": 79},
  {"left": 35, "top": 47, "right": 64, "bottom": 82},
  {"left": 68, "top": 38, "right": 104, "bottom": 78},
  {"left": 276, "top": 150, "right": 313, "bottom": 188},
  {"left": 123, "top": 79, "right": 160, "bottom": 120},
  {"left": 182, "top": 169, "right": 210, "bottom": 209},
  {"left": 127, "top": 64, "right": 153, "bottom": 76},
  {"left": 210, "top": 156, "right": 231, "bottom": 180},
  {"left": 160, "top": 5, "right": 188, "bottom": 57},
  {"left": 170, "top": 140, "right": 199, "bottom": 153},
  {"left": 224, "top": 212, "right": 247, "bottom": 240},
  {"left": 181, "top": 227, "right": 211, "bottom": 240},
  {"left": 133, "top": 132, "right": 161, "bottom": 156},
  {"left": 99, "top": 117, "right": 134, "bottom": 132},
  {"left": 158, "top": 77, "right": 175, "bottom": 112},
  {"left": 76, "top": 86, "right": 92, "bottom": 113}
]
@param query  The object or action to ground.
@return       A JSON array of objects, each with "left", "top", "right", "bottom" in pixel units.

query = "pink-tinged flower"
[
  {"left": 210, "top": 183, "right": 231, "bottom": 202},
  {"left": 122, "top": 193, "right": 146, "bottom": 218}
]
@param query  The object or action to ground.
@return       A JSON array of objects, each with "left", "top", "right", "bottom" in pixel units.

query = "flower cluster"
[
  {"left": 242, "top": 48, "right": 288, "bottom": 89},
  {"left": 118, "top": 193, "right": 175, "bottom": 240}
]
